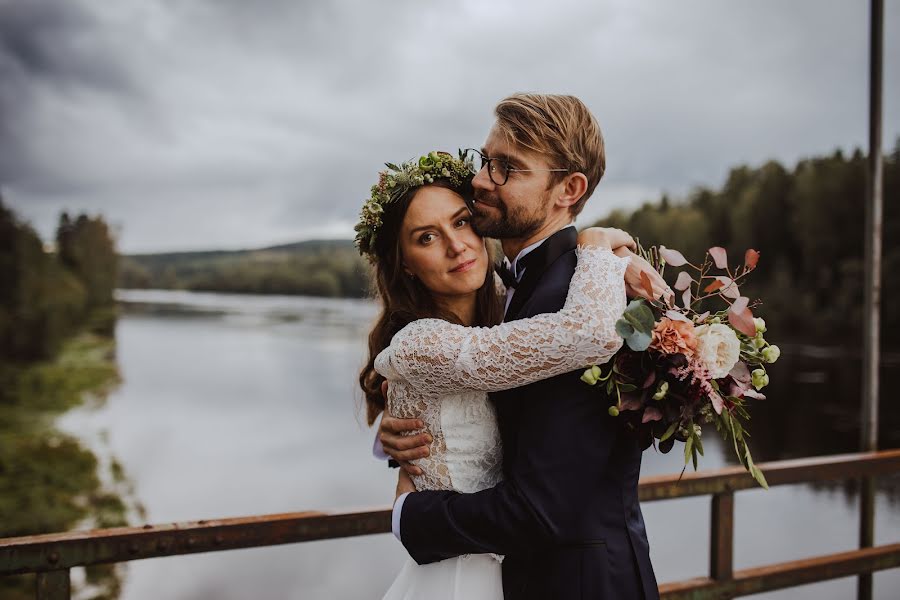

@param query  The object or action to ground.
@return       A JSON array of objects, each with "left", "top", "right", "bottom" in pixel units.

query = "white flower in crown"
[{"left": 693, "top": 323, "right": 741, "bottom": 379}]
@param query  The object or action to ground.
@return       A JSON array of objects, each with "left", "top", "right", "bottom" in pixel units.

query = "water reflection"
[
  {"left": 735, "top": 344, "right": 900, "bottom": 505},
  {"left": 0, "top": 333, "right": 139, "bottom": 600},
  {"left": 53, "top": 290, "right": 899, "bottom": 600}
]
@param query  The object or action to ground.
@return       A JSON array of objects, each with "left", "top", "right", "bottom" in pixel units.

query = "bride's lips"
[{"left": 449, "top": 258, "right": 477, "bottom": 273}]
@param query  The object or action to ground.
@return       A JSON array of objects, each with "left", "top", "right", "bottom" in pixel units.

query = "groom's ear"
[{"left": 554, "top": 172, "right": 588, "bottom": 210}]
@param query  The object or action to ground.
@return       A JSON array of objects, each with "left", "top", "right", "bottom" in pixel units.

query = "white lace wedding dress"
[{"left": 375, "top": 246, "right": 629, "bottom": 600}]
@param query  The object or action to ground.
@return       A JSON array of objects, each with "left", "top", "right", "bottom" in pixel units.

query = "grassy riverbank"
[{"left": 0, "top": 332, "right": 133, "bottom": 600}]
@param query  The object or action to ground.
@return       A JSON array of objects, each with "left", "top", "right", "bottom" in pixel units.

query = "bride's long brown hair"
[{"left": 359, "top": 179, "right": 503, "bottom": 425}]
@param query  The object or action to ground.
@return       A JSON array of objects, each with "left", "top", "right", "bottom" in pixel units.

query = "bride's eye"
[
  {"left": 455, "top": 217, "right": 470, "bottom": 228},
  {"left": 419, "top": 232, "right": 436, "bottom": 245}
]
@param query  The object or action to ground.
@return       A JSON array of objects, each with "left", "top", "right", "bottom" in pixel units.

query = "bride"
[{"left": 357, "top": 151, "right": 633, "bottom": 599}]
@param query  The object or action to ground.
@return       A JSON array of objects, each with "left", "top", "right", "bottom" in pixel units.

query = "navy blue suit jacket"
[{"left": 400, "top": 227, "right": 659, "bottom": 600}]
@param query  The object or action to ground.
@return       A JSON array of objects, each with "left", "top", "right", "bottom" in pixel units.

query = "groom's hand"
[
  {"left": 380, "top": 382, "right": 431, "bottom": 476},
  {"left": 380, "top": 415, "right": 431, "bottom": 476},
  {"left": 616, "top": 247, "right": 674, "bottom": 304}
]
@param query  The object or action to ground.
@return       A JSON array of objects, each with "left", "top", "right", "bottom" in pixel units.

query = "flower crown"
[{"left": 354, "top": 150, "right": 475, "bottom": 259}]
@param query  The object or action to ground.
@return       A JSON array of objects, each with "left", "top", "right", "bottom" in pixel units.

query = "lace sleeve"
[{"left": 375, "top": 246, "right": 629, "bottom": 395}]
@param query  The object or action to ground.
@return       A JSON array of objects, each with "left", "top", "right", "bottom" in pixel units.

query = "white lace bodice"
[{"left": 374, "top": 246, "right": 629, "bottom": 494}]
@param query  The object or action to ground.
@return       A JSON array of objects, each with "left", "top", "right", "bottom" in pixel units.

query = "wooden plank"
[
  {"left": 639, "top": 449, "right": 900, "bottom": 501},
  {"left": 0, "top": 450, "right": 898, "bottom": 582},
  {"left": 0, "top": 509, "right": 391, "bottom": 575},
  {"left": 710, "top": 492, "right": 734, "bottom": 584},
  {"left": 660, "top": 543, "right": 900, "bottom": 599}
]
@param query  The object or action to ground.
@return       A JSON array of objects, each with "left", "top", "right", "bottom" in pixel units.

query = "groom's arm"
[
  {"left": 398, "top": 476, "right": 556, "bottom": 564},
  {"left": 397, "top": 388, "right": 621, "bottom": 565}
]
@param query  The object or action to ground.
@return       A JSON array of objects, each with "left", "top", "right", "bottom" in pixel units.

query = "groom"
[{"left": 380, "top": 93, "right": 661, "bottom": 599}]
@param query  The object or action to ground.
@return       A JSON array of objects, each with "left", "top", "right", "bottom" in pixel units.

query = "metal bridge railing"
[{"left": 3, "top": 449, "right": 900, "bottom": 599}]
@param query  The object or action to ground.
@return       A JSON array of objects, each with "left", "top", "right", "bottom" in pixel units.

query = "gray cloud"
[{"left": 2, "top": 0, "right": 898, "bottom": 252}]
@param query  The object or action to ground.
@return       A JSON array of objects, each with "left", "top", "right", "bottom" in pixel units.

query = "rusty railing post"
[
  {"left": 35, "top": 570, "right": 70, "bottom": 600},
  {"left": 710, "top": 491, "right": 734, "bottom": 597},
  {"left": 859, "top": 0, "right": 884, "bottom": 599}
]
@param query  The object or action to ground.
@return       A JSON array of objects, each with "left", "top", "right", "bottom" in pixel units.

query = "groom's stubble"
[{"left": 470, "top": 187, "right": 552, "bottom": 242}]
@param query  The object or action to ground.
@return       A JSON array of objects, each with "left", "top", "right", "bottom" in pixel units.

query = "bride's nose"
[{"left": 446, "top": 233, "right": 467, "bottom": 256}]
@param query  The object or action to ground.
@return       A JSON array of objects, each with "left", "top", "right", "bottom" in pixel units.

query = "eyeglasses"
[{"left": 464, "top": 148, "right": 569, "bottom": 186}]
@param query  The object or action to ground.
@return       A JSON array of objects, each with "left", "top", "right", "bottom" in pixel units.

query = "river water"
[{"left": 56, "top": 289, "right": 900, "bottom": 599}]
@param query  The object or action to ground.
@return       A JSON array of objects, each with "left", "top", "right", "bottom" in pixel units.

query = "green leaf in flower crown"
[{"left": 385, "top": 162, "right": 400, "bottom": 171}]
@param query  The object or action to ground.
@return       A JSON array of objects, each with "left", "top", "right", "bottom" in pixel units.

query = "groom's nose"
[{"left": 472, "top": 164, "right": 494, "bottom": 192}]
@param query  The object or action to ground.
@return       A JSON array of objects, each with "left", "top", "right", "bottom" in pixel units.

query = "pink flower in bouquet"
[{"left": 650, "top": 317, "right": 698, "bottom": 358}]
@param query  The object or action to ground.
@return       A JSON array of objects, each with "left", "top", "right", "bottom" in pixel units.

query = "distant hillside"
[{"left": 119, "top": 239, "right": 371, "bottom": 298}]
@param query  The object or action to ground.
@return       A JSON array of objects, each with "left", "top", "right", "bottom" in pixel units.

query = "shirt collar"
[{"left": 504, "top": 224, "right": 576, "bottom": 281}]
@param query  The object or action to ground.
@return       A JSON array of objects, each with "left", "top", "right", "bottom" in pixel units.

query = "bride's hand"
[
  {"left": 395, "top": 468, "right": 416, "bottom": 503},
  {"left": 577, "top": 227, "right": 636, "bottom": 251},
  {"left": 614, "top": 246, "right": 674, "bottom": 305}
]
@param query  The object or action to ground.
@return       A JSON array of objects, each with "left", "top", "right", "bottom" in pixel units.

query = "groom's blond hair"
[{"left": 494, "top": 93, "right": 605, "bottom": 217}]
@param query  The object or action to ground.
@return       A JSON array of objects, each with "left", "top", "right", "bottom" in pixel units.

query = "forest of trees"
[
  {"left": 0, "top": 198, "right": 118, "bottom": 363},
  {"left": 592, "top": 140, "right": 900, "bottom": 348},
  {"left": 1, "top": 198, "right": 127, "bottom": 600},
  {"left": 118, "top": 239, "right": 369, "bottom": 298}
]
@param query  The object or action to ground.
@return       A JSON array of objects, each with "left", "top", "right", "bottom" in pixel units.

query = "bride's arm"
[{"left": 376, "top": 245, "right": 629, "bottom": 395}]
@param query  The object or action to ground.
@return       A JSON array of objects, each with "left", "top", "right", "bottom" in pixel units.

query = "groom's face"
[{"left": 469, "top": 123, "right": 554, "bottom": 240}]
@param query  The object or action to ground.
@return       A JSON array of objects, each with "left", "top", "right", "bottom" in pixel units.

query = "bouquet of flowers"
[{"left": 581, "top": 244, "right": 779, "bottom": 488}]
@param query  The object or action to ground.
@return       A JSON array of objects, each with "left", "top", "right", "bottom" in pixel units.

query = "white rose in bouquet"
[{"left": 694, "top": 323, "right": 741, "bottom": 379}]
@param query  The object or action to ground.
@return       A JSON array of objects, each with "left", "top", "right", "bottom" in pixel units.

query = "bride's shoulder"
[{"left": 389, "top": 318, "right": 456, "bottom": 348}]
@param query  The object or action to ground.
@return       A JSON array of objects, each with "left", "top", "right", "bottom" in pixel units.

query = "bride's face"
[{"left": 399, "top": 186, "right": 489, "bottom": 301}]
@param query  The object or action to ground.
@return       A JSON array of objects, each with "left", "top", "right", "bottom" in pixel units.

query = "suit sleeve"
[{"left": 399, "top": 405, "right": 621, "bottom": 563}]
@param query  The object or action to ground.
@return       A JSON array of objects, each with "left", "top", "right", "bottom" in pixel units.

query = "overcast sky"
[{"left": 1, "top": 0, "right": 898, "bottom": 253}]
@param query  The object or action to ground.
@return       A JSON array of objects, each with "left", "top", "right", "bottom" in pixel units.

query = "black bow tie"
[
  {"left": 497, "top": 247, "right": 544, "bottom": 289},
  {"left": 496, "top": 262, "right": 519, "bottom": 289}
]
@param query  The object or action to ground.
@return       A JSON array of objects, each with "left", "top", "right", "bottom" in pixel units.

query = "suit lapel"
[{"left": 504, "top": 226, "right": 577, "bottom": 322}]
